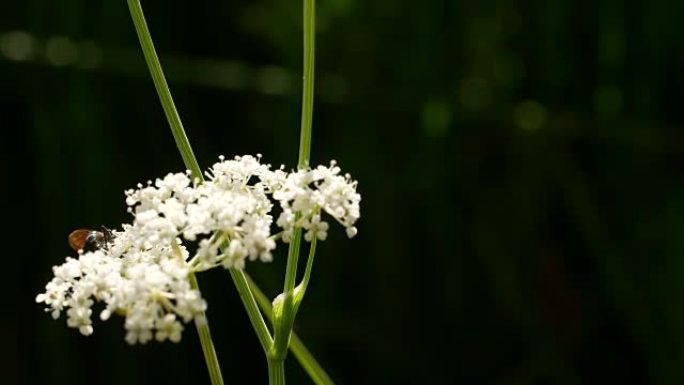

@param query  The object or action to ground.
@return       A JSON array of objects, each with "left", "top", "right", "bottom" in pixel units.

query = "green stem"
[
  {"left": 229, "top": 268, "right": 273, "bottom": 352},
  {"left": 268, "top": 359, "right": 286, "bottom": 385},
  {"left": 273, "top": 226, "right": 303, "bottom": 359},
  {"left": 127, "top": 0, "right": 203, "bottom": 181},
  {"left": 283, "top": 225, "right": 303, "bottom": 295},
  {"left": 188, "top": 273, "right": 225, "bottom": 385},
  {"left": 298, "top": 0, "right": 316, "bottom": 169},
  {"left": 128, "top": 2, "right": 220, "bottom": 383},
  {"left": 299, "top": 237, "right": 317, "bottom": 295},
  {"left": 247, "top": 274, "right": 336, "bottom": 385},
  {"left": 273, "top": 0, "right": 317, "bottom": 365}
]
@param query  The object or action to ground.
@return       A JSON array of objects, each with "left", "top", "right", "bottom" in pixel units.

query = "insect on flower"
[{"left": 68, "top": 227, "right": 113, "bottom": 252}]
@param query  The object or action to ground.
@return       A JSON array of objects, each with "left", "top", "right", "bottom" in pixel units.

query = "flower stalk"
[
  {"left": 272, "top": 0, "right": 317, "bottom": 377},
  {"left": 229, "top": 268, "right": 273, "bottom": 352},
  {"left": 188, "top": 273, "right": 224, "bottom": 385},
  {"left": 127, "top": 0, "right": 203, "bottom": 182},
  {"left": 126, "top": 1, "right": 219, "bottom": 384},
  {"left": 268, "top": 359, "right": 286, "bottom": 385},
  {"left": 298, "top": 0, "right": 316, "bottom": 169}
]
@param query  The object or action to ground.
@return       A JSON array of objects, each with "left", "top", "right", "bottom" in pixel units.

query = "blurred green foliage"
[{"left": 3, "top": 0, "right": 684, "bottom": 384}]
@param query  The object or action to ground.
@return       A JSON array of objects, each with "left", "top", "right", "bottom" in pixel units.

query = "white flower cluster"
[
  {"left": 273, "top": 161, "right": 360, "bottom": 242},
  {"left": 36, "top": 155, "right": 360, "bottom": 343},
  {"left": 35, "top": 236, "right": 204, "bottom": 344}
]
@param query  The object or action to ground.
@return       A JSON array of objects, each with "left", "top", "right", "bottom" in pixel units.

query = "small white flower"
[
  {"left": 65, "top": 296, "right": 94, "bottom": 336},
  {"left": 155, "top": 314, "right": 183, "bottom": 343},
  {"left": 302, "top": 214, "right": 329, "bottom": 241},
  {"left": 276, "top": 209, "right": 295, "bottom": 242},
  {"left": 222, "top": 239, "right": 248, "bottom": 269}
]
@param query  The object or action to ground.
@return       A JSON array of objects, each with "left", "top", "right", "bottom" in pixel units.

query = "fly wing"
[{"left": 68, "top": 229, "right": 91, "bottom": 251}]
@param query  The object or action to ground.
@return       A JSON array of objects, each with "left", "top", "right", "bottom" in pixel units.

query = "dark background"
[{"left": 3, "top": 0, "right": 684, "bottom": 384}]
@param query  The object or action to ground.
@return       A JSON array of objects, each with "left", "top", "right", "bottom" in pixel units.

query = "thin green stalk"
[
  {"left": 127, "top": 2, "right": 220, "bottom": 384},
  {"left": 273, "top": 226, "right": 303, "bottom": 359},
  {"left": 188, "top": 273, "right": 224, "bottom": 385},
  {"left": 298, "top": 0, "right": 316, "bottom": 169},
  {"left": 298, "top": 237, "right": 317, "bottom": 296},
  {"left": 283, "top": 226, "right": 303, "bottom": 295},
  {"left": 127, "top": 0, "right": 203, "bottom": 181},
  {"left": 229, "top": 268, "right": 273, "bottom": 352},
  {"left": 268, "top": 359, "right": 286, "bottom": 385},
  {"left": 246, "top": 274, "right": 336, "bottom": 385},
  {"left": 273, "top": 0, "right": 317, "bottom": 366}
]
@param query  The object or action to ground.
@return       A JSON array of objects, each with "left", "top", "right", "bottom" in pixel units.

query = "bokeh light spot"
[
  {"left": 45, "top": 36, "right": 78, "bottom": 66},
  {"left": 0, "top": 30, "right": 35, "bottom": 61},
  {"left": 513, "top": 100, "right": 547, "bottom": 131},
  {"left": 421, "top": 99, "right": 452, "bottom": 138}
]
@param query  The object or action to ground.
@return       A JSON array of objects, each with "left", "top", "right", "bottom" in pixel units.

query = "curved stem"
[
  {"left": 299, "top": 237, "right": 317, "bottom": 295},
  {"left": 273, "top": 226, "right": 303, "bottom": 359},
  {"left": 127, "top": 2, "right": 220, "bottom": 384},
  {"left": 229, "top": 268, "right": 273, "bottom": 352},
  {"left": 127, "top": 0, "right": 203, "bottom": 182}
]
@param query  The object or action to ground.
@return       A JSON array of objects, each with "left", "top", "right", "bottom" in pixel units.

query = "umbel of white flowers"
[{"left": 36, "top": 155, "right": 360, "bottom": 344}]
